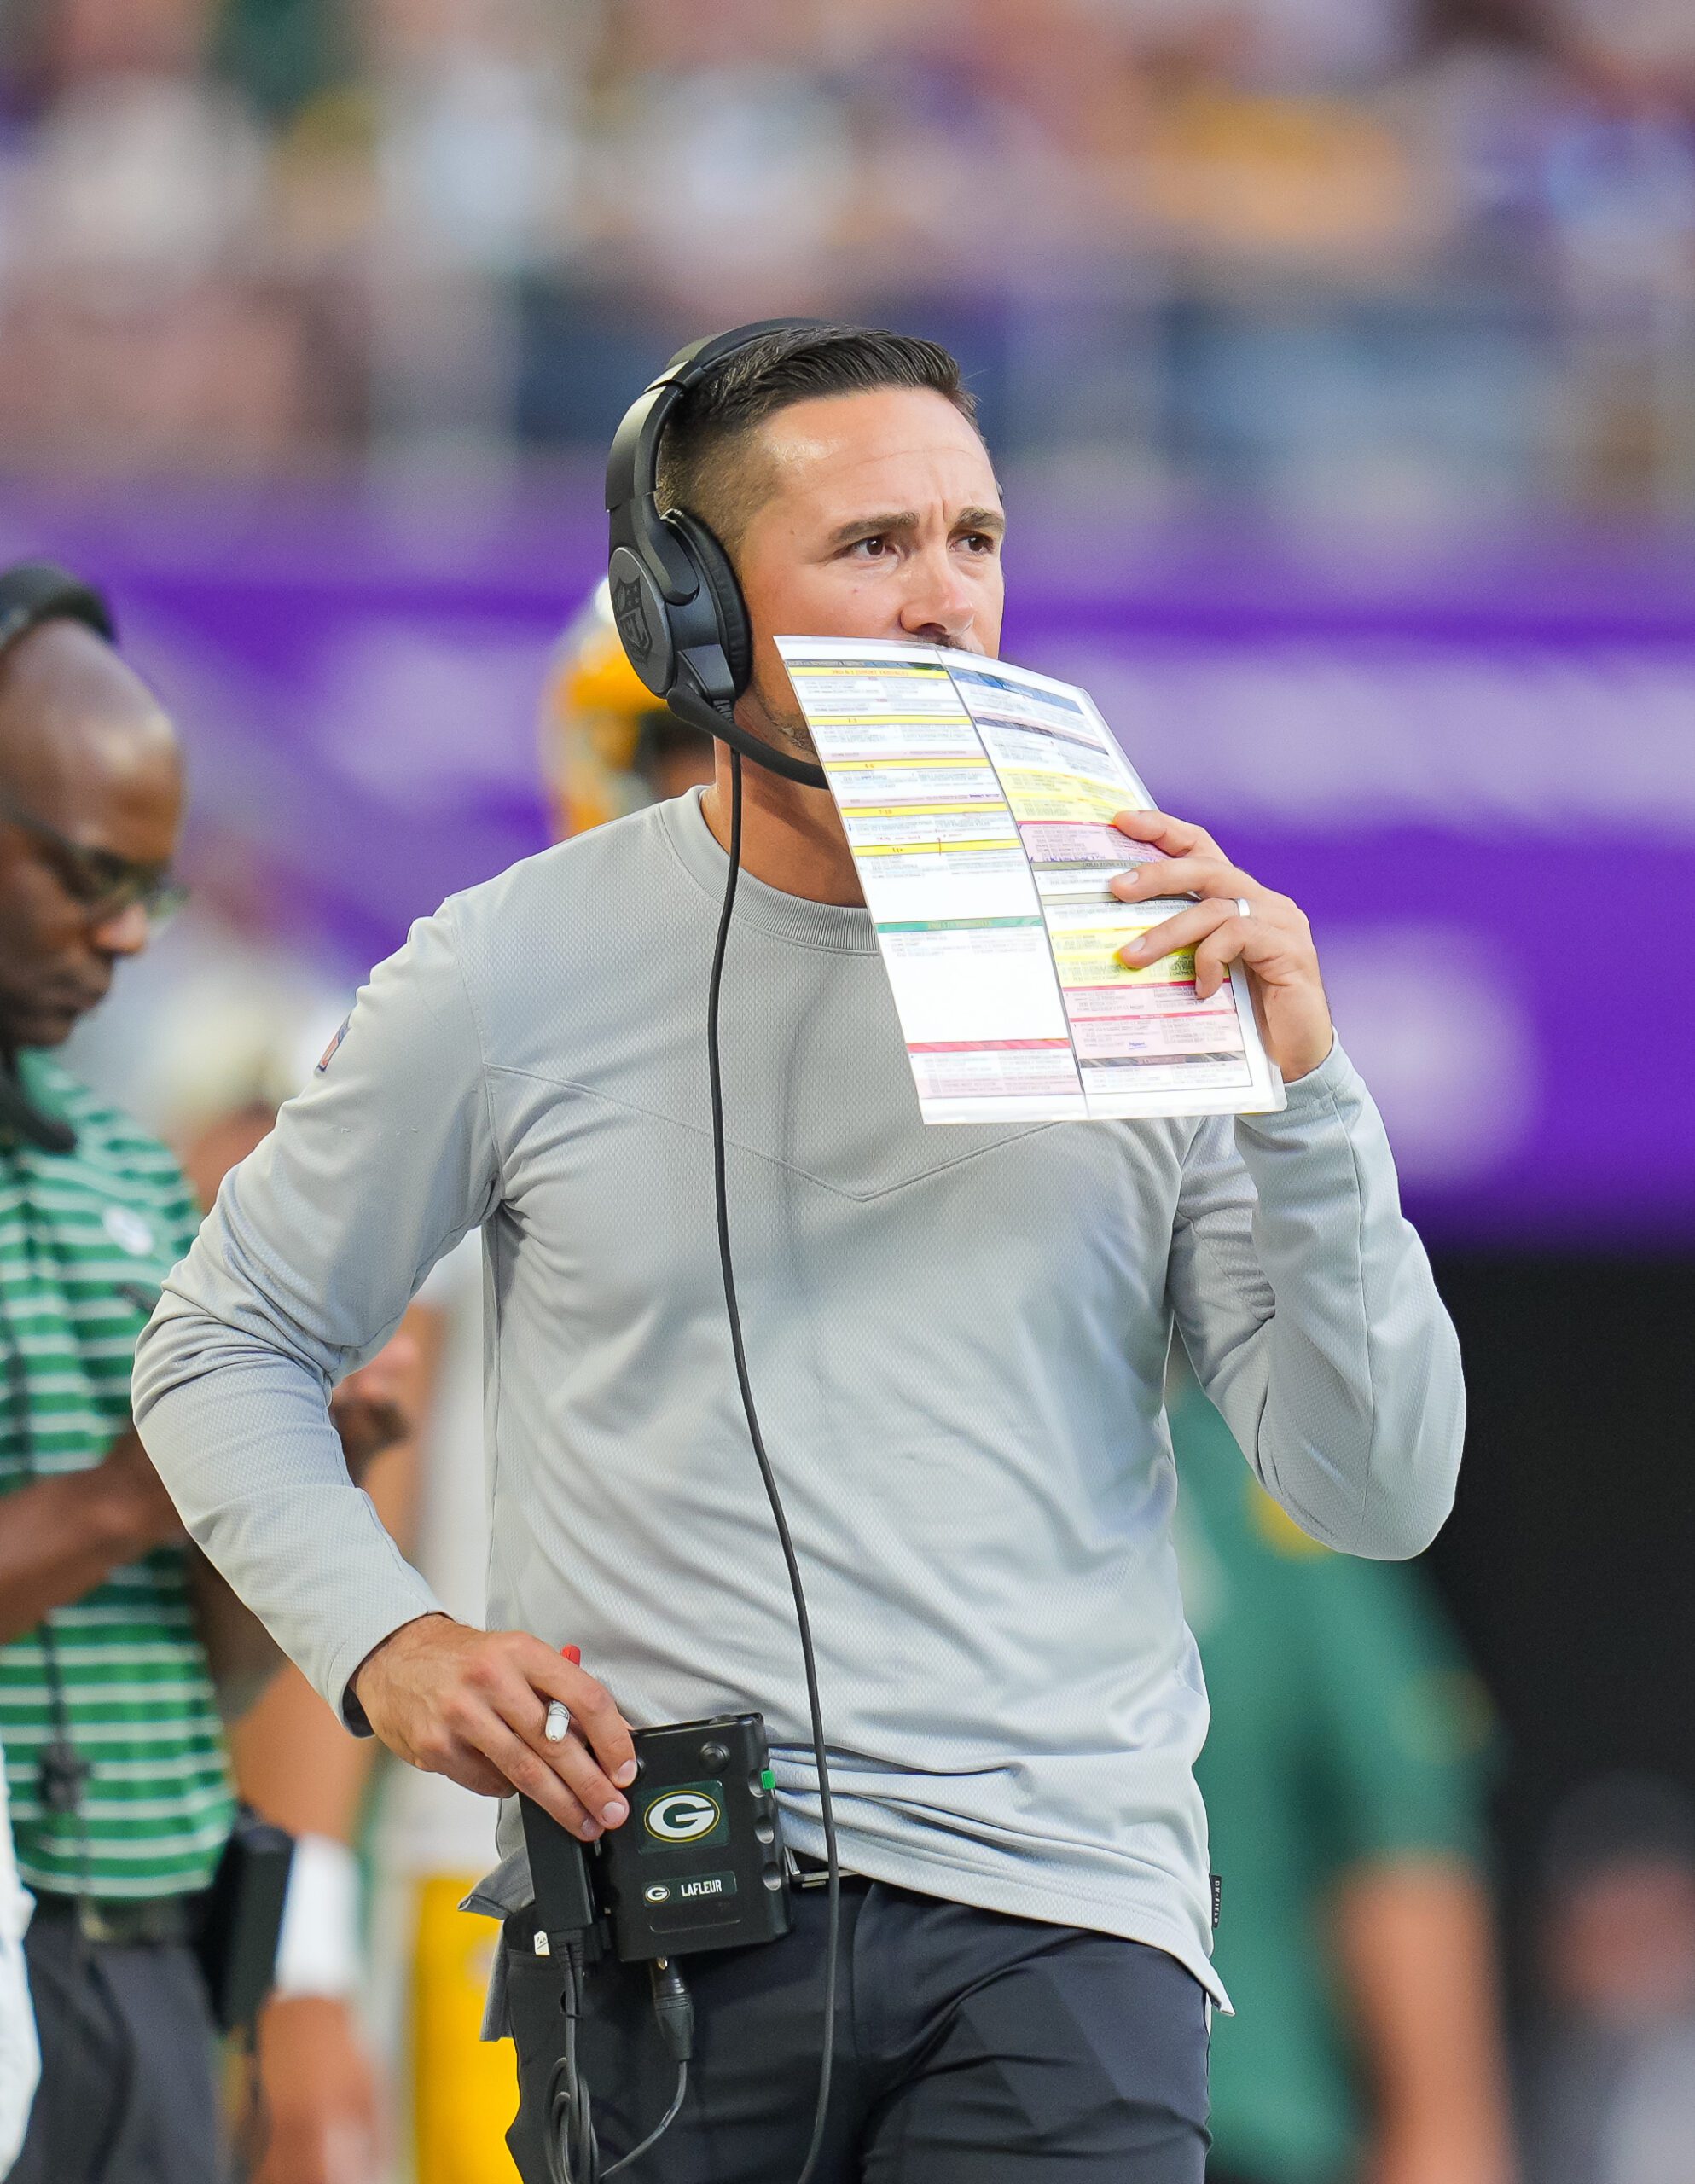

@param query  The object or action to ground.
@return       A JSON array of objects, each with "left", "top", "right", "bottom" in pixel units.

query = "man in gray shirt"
[{"left": 133, "top": 326, "right": 1464, "bottom": 2183}]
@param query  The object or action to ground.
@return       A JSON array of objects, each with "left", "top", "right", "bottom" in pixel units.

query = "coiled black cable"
[
  {"left": 548, "top": 1951, "right": 693, "bottom": 2183},
  {"left": 545, "top": 1941, "right": 599, "bottom": 2184}
]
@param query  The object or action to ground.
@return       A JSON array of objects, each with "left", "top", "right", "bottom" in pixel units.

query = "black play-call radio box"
[{"left": 522, "top": 1712, "right": 793, "bottom": 1964}]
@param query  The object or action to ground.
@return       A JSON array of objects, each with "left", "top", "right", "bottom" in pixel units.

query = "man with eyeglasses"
[{"left": 0, "top": 562, "right": 404, "bottom": 2184}]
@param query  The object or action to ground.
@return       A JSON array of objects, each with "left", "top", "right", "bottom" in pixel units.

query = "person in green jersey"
[
  {"left": 1170, "top": 1372, "right": 1518, "bottom": 2184},
  {"left": 0, "top": 563, "right": 409, "bottom": 2184}
]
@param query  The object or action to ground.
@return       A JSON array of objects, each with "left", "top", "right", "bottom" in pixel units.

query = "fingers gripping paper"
[{"left": 775, "top": 637, "right": 1284, "bottom": 1124}]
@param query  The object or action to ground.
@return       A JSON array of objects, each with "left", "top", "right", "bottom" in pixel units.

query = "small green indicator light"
[{"left": 761, "top": 1769, "right": 776, "bottom": 1793}]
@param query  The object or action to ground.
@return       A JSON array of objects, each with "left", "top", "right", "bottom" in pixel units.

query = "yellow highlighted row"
[
  {"left": 1052, "top": 934, "right": 1198, "bottom": 983},
  {"left": 1000, "top": 776, "right": 1133, "bottom": 823},
  {"left": 807, "top": 713, "right": 973, "bottom": 729},
  {"left": 789, "top": 663, "right": 950, "bottom": 677},
  {"left": 856, "top": 839, "right": 1020, "bottom": 857},
  {"left": 829, "top": 755, "right": 990, "bottom": 770},
  {"left": 841, "top": 804, "right": 1007, "bottom": 818}
]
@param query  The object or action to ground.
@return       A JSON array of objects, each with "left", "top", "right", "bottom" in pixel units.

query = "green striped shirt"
[{"left": 0, "top": 1051, "right": 233, "bottom": 1899}]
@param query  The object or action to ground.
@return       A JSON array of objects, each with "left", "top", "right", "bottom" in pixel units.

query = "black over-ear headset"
[{"left": 606, "top": 321, "right": 831, "bottom": 793}]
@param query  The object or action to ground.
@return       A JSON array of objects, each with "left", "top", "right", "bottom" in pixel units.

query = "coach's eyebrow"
[
  {"left": 827, "top": 507, "right": 1007, "bottom": 546},
  {"left": 828, "top": 511, "right": 922, "bottom": 545}
]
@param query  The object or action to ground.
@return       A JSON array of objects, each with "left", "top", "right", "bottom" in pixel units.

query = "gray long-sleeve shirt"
[{"left": 132, "top": 789, "right": 1464, "bottom": 2001}]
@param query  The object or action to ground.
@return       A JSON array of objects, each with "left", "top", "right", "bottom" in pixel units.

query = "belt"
[
  {"left": 788, "top": 1850, "right": 865, "bottom": 1891},
  {"left": 505, "top": 1852, "right": 862, "bottom": 1947},
  {"left": 32, "top": 1890, "right": 200, "bottom": 1947}
]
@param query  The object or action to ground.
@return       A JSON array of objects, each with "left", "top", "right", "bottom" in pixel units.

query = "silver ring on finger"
[
  {"left": 544, "top": 1699, "right": 571, "bottom": 1744},
  {"left": 1234, "top": 897, "right": 1251, "bottom": 921}
]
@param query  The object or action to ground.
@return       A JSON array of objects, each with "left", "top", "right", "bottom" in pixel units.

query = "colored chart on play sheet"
[{"left": 776, "top": 637, "right": 1283, "bottom": 1124}]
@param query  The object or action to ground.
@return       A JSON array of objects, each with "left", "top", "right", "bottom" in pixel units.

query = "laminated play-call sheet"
[{"left": 775, "top": 636, "right": 1285, "bottom": 1124}]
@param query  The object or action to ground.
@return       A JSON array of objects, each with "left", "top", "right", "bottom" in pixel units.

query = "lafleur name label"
[{"left": 643, "top": 1871, "right": 740, "bottom": 1907}]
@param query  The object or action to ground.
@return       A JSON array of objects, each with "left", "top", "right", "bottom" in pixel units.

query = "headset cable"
[{"left": 705, "top": 750, "right": 842, "bottom": 2184}]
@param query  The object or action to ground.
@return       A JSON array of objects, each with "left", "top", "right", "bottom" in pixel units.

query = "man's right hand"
[
  {"left": 0, "top": 1424, "right": 189, "bottom": 1647},
  {"left": 94, "top": 1426, "right": 189, "bottom": 1551},
  {"left": 350, "top": 1615, "right": 638, "bottom": 1843}
]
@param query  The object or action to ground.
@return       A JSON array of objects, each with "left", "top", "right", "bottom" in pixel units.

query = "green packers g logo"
[{"left": 643, "top": 1789, "right": 722, "bottom": 1845}]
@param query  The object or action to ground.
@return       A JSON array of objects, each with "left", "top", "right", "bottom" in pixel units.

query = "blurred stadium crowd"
[{"left": 0, "top": 0, "right": 1693, "bottom": 511}]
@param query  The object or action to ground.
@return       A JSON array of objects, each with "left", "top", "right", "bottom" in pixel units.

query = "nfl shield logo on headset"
[{"left": 612, "top": 571, "right": 653, "bottom": 665}]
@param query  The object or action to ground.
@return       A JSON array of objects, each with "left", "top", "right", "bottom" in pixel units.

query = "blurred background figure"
[
  {"left": 177, "top": 1083, "right": 423, "bottom": 2184},
  {"left": 1170, "top": 1369, "right": 1517, "bottom": 2184},
  {"left": 0, "top": 563, "right": 415, "bottom": 2184},
  {"left": 0, "top": 1713, "right": 38, "bottom": 2172},
  {"left": 0, "top": 0, "right": 1690, "bottom": 2178},
  {"left": 538, "top": 579, "right": 720, "bottom": 841},
  {"left": 1522, "top": 1777, "right": 1695, "bottom": 2184}
]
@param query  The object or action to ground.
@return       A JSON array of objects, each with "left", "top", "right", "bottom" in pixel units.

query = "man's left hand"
[
  {"left": 328, "top": 1333, "right": 415, "bottom": 1484},
  {"left": 1110, "top": 810, "right": 1333, "bottom": 1082},
  {"left": 250, "top": 1995, "right": 386, "bottom": 2184},
  {"left": 1366, "top": 2136, "right": 1517, "bottom": 2184}
]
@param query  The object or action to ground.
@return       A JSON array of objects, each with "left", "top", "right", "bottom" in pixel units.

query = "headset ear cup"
[{"left": 667, "top": 510, "right": 753, "bottom": 696}]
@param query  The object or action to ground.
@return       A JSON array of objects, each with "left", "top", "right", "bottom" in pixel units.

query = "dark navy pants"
[
  {"left": 505, "top": 1877, "right": 1210, "bottom": 2182},
  {"left": 11, "top": 1901, "right": 229, "bottom": 2184}
]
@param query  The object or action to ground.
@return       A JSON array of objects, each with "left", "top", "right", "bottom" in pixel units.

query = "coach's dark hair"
[{"left": 655, "top": 325, "right": 978, "bottom": 550}]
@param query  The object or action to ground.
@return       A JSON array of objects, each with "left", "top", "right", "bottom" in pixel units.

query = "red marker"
[{"left": 544, "top": 1646, "right": 580, "bottom": 1743}]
